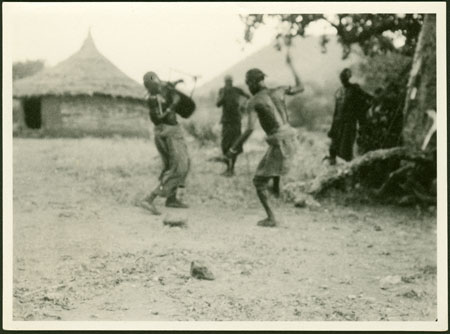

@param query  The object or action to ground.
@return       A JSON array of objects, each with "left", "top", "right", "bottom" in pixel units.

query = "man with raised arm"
[
  {"left": 226, "top": 55, "right": 304, "bottom": 227},
  {"left": 216, "top": 75, "right": 250, "bottom": 176}
]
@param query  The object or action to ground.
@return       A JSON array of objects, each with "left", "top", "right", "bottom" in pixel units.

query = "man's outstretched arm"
[
  {"left": 284, "top": 53, "right": 304, "bottom": 96},
  {"left": 237, "top": 87, "right": 251, "bottom": 99},
  {"left": 216, "top": 88, "right": 225, "bottom": 107}
]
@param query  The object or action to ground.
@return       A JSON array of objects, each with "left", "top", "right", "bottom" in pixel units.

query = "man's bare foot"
[
  {"left": 165, "top": 198, "right": 189, "bottom": 209},
  {"left": 257, "top": 218, "right": 278, "bottom": 227},
  {"left": 221, "top": 170, "right": 235, "bottom": 177},
  {"left": 140, "top": 200, "right": 161, "bottom": 215}
]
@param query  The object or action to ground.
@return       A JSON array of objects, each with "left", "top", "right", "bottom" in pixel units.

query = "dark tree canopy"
[
  {"left": 13, "top": 60, "right": 45, "bottom": 81},
  {"left": 242, "top": 14, "right": 424, "bottom": 58}
]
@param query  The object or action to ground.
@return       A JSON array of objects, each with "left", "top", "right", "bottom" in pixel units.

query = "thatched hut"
[{"left": 13, "top": 31, "right": 148, "bottom": 137}]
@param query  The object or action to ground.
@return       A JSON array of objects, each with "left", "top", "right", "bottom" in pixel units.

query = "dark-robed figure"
[
  {"left": 216, "top": 75, "right": 250, "bottom": 176},
  {"left": 327, "top": 68, "right": 372, "bottom": 164},
  {"left": 141, "top": 71, "right": 195, "bottom": 215}
]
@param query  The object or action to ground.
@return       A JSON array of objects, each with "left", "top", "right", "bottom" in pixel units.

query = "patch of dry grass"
[{"left": 13, "top": 128, "right": 331, "bottom": 210}]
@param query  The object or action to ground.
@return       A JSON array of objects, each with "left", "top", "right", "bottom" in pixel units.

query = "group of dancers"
[{"left": 140, "top": 54, "right": 372, "bottom": 227}]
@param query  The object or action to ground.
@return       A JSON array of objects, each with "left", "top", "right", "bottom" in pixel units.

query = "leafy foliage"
[
  {"left": 356, "top": 52, "right": 412, "bottom": 151},
  {"left": 13, "top": 60, "right": 45, "bottom": 80},
  {"left": 359, "top": 52, "right": 411, "bottom": 94},
  {"left": 242, "top": 14, "right": 424, "bottom": 58}
]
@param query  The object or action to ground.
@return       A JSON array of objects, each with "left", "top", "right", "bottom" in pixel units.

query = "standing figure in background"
[
  {"left": 216, "top": 75, "right": 250, "bottom": 177},
  {"left": 226, "top": 55, "right": 304, "bottom": 227},
  {"left": 141, "top": 71, "right": 193, "bottom": 215},
  {"left": 327, "top": 68, "right": 372, "bottom": 165}
]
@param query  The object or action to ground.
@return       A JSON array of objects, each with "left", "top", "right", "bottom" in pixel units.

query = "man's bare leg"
[
  {"left": 254, "top": 176, "right": 278, "bottom": 227},
  {"left": 230, "top": 156, "right": 237, "bottom": 174},
  {"left": 165, "top": 189, "right": 189, "bottom": 208},
  {"left": 141, "top": 190, "right": 161, "bottom": 215},
  {"left": 272, "top": 176, "right": 280, "bottom": 197},
  {"left": 221, "top": 156, "right": 236, "bottom": 177}
]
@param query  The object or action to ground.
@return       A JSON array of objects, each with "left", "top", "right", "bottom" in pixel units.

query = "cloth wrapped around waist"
[
  {"left": 255, "top": 125, "right": 298, "bottom": 177},
  {"left": 265, "top": 125, "right": 297, "bottom": 147}
]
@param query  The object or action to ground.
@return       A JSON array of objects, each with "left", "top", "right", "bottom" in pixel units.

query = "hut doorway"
[{"left": 23, "top": 97, "right": 42, "bottom": 129}]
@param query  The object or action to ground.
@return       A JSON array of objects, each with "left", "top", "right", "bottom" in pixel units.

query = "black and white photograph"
[{"left": 2, "top": 1, "right": 447, "bottom": 331}]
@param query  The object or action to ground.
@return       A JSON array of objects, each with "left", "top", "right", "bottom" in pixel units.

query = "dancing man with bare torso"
[{"left": 226, "top": 55, "right": 304, "bottom": 227}]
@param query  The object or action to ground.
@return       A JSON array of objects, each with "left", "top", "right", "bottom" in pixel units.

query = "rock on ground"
[
  {"left": 163, "top": 214, "right": 188, "bottom": 228},
  {"left": 190, "top": 261, "right": 215, "bottom": 280}
]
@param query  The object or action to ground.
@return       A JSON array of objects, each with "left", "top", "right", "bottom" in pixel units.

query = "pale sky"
[{"left": 5, "top": 2, "right": 335, "bottom": 89}]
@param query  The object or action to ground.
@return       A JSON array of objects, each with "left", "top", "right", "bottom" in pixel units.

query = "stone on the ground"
[
  {"left": 163, "top": 214, "right": 187, "bottom": 228},
  {"left": 396, "top": 287, "right": 422, "bottom": 299},
  {"left": 294, "top": 193, "right": 321, "bottom": 209},
  {"left": 307, "top": 198, "right": 321, "bottom": 209},
  {"left": 190, "top": 261, "right": 215, "bottom": 280},
  {"left": 379, "top": 275, "right": 402, "bottom": 289},
  {"left": 294, "top": 198, "right": 307, "bottom": 208}
]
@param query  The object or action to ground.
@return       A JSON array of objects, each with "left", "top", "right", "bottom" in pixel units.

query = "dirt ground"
[{"left": 12, "top": 135, "right": 437, "bottom": 321}]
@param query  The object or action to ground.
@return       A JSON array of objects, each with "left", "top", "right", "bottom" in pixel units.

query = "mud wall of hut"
[
  {"left": 45, "top": 95, "right": 150, "bottom": 137},
  {"left": 42, "top": 96, "right": 63, "bottom": 129}
]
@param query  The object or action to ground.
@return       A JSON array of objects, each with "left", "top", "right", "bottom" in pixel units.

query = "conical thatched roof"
[{"left": 13, "top": 31, "right": 146, "bottom": 100}]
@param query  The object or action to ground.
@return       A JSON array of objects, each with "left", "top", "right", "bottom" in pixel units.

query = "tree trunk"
[
  {"left": 402, "top": 14, "right": 436, "bottom": 149},
  {"left": 307, "top": 147, "right": 429, "bottom": 196}
]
